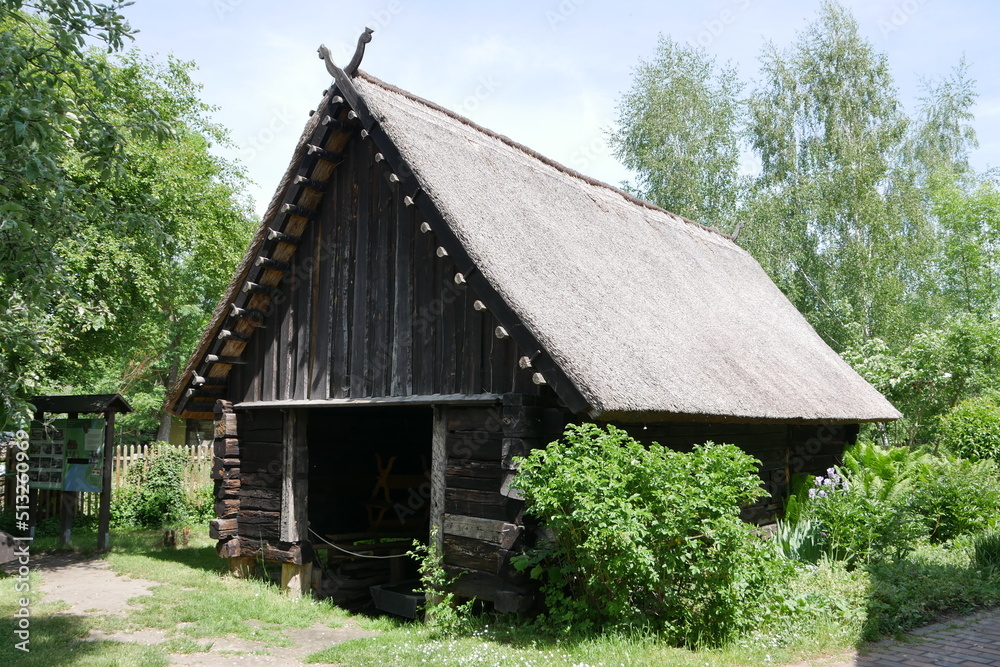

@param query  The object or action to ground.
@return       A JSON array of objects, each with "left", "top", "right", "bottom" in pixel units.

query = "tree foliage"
[
  {"left": 0, "top": 2, "right": 253, "bottom": 433},
  {"left": 610, "top": 36, "right": 744, "bottom": 231}
]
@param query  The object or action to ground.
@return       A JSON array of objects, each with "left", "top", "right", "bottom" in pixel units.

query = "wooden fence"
[
  {"left": 2, "top": 441, "right": 212, "bottom": 520},
  {"left": 112, "top": 442, "right": 212, "bottom": 497}
]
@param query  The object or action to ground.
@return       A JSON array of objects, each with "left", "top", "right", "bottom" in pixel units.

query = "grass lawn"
[
  {"left": 0, "top": 528, "right": 352, "bottom": 666},
  {"left": 1, "top": 527, "right": 999, "bottom": 666}
]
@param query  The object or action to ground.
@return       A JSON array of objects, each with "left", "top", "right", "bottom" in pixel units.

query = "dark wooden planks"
[
  {"left": 331, "top": 156, "right": 352, "bottom": 399},
  {"left": 369, "top": 157, "right": 391, "bottom": 396},
  {"left": 230, "top": 121, "right": 550, "bottom": 405},
  {"left": 310, "top": 188, "right": 334, "bottom": 400},
  {"left": 391, "top": 181, "right": 414, "bottom": 396},
  {"left": 237, "top": 409, "right": 283, "bottom": 542},
  {"left": 349, "top": 138, "right": 371, "bottom": 397}
]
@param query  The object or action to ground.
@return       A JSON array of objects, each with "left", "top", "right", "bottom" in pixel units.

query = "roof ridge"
[{"left": 355, "top": 70, "right": 732, "bottom": 241}]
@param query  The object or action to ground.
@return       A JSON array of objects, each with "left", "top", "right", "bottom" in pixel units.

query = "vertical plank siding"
[{"left": 233, "top": 131, "right": 537, "bottom": 405}]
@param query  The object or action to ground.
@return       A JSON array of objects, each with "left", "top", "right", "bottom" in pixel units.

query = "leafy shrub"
[
  {"left": 784, "top": 442, "right": 930, "bottom": 567},
  {"left": 911, "top": 456, "right": 1000, "bottom": 542},
  {"left": 111, "top": 443, "right": 205, "bottom": 529},
  {"left": 803, "top": 466, "right": 924, "bottom": 567},
  {"left": 974, "top": 531, "right": 1000, "bottom": 570},
  {"left": 511, "top": 423, "right": 788, "bottom": 646},
  {"left": 937, "top": 393, "right": 1000, "bottom": 461}
]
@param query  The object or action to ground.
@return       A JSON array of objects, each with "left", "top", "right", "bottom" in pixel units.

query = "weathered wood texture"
[
  {"left": 280, "top": 410, "right": 309, "bottom": 543},
  {"left": 236, "top": 409, "right": 284, "bottom": 542},
  {"left": 232, "top": 131, "right": 539, "bottom": 405},
  {"left": 438, "top": 399, "right": 565, "bottom": 610},
  {"left": 211, "top": 400, "right": 242, "bottom": 558}
]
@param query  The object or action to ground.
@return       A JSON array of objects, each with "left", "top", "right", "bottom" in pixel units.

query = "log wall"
[
  {"left": 212, "top": 405, "right": 312, "bottom": 565},
  {"left": 441, "top": 397, "right": 567, "bottom": 613}
]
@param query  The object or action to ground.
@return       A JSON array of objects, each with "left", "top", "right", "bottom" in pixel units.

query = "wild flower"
[{"left": 810, "top": 468, "right": 847, "bottom": 499}]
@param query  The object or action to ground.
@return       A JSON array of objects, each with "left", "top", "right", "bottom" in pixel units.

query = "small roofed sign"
[{"left": 28, "top": 419, "right": 105, "bottom": 492}]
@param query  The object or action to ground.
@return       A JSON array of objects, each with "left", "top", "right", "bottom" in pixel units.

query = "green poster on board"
[{"left": 28, "top": 419, "right": 105, "bottom": 492}]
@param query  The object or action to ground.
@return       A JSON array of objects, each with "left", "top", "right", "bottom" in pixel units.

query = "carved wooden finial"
[
  {"left": 320, "top": 28, "right": 374, "bottom": 79},
  {"left": 345, "top": 28, "right": 374, "bottom": 76}
]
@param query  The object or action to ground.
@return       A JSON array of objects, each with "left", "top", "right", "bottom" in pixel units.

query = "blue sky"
[{"left": 120, "top": 0, "right": 1000, "bottom": 216}]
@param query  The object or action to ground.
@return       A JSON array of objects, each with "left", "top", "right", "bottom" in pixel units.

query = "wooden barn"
[{"left": 165, "top": 38, "right": 899, "bottom": 611}]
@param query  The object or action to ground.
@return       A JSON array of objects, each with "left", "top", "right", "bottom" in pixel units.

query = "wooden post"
[
  {"left": 281, "top": 562, "right": 312, "bottom": 597},
  {"left": 279, "top": 409, "right": 310, "bottom": 597},
  {"left": 430, "top": 406, "right": 447, "bottom": 555},
  {"left": 280, "top": 410, "right": 309, "bottom": 543},
  {"left": 97, "top": 410, "right": 115, "bottom": 551}
]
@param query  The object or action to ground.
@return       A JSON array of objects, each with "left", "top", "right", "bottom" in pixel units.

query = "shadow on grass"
[
  {"left": 132, "top": 544, "right": 227, "bottom": 576},
  {"left": 0, "top": 612, "right": 166, "bottom": 666}
]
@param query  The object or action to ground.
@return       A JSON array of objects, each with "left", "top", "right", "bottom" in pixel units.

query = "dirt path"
[{"left": 30, "top": 553, "right": 374, "bottom": 666}]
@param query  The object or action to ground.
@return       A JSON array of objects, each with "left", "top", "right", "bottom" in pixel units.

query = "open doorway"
[{"left": 306, "top": 406, "right": 432, "bottom": 609}]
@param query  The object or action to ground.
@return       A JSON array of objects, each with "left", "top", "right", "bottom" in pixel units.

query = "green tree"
[
  {"left": 0, "top": 3, "right": 253, "bottom": 433},
  {"left": 43, "top": 53, "right": 255, "bottom": 440},
  {"left": 609, "top": 36, "right": 744, "bottom": 231},
  {"left": 742, "top": 1, "right": 935, "bottom": 349}
]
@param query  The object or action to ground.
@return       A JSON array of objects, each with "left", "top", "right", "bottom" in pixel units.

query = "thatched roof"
[
  {"left": 350, "top": 73, "right": 899, "bottom": 423},
  {"left": 166, "top": 63, "right": 899, "bottom": 424}
]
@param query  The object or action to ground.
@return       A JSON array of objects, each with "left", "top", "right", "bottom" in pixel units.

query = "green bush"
[
  {"left": 938, "top": 393, "right": 1000, "bottom": 460},
  {"left": 911, "top": 456, "right": 1000, "bottom": 542},
  {"left": 803, "top": 466, "right": 924, "bottom": 567},
  {"left": 511, "top": 423, "right": 788, "bottom": 646},
  {"left": 865, "top": 543, "right": 1000, "bottom": 639},
  {"left": 111, "top": 443, "right": 207, "bottom": 529}
]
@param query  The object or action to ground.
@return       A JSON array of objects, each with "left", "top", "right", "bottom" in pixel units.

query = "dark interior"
[{"left": 307, "top": 406, "right": 433, "bottom": 538}]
